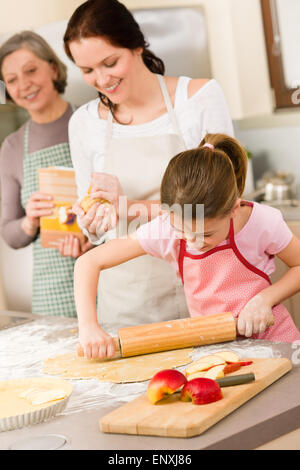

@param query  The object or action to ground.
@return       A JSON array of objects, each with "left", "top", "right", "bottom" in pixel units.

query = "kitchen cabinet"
[
  {"left": 124, "top": 0, "right": 274, "bottom": 120},
  {"left": 270, "top": 221, "right": 300, "bottom": 330}
]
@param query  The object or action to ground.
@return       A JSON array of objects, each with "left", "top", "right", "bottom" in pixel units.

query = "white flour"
[{"left": 0, "top": 316, "right": 283, "bottom": 415}]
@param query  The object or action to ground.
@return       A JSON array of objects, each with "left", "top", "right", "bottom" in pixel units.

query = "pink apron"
[{"left": 178, "top": 203, "right": 300, "bottom": 342}]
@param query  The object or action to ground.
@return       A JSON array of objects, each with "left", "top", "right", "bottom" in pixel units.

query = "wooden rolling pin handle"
[
  {"left": 235, "top": 313, "right": 275, "bottom": 328},
  {"left": 77, "top": 337, "right": 121, "bottom": 358}
]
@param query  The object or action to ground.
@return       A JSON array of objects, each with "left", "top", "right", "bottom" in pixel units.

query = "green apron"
[{"left": 21, "top": 121, "right": 77, "bottom": 317}]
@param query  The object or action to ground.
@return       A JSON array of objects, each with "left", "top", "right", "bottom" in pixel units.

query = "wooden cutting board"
[{"left": 100, "top": 357, "right": 292, "bottom": 438}]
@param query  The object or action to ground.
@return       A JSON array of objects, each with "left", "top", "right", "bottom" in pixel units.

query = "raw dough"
[
  {"left": 0, "top": 378, "right": 72, "bottom": 419},
  {"left": 43, "top": 348, "right": 194, "bottom": 383}
]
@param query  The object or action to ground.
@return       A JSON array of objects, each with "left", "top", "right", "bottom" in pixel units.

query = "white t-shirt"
[
  {"left": 69, "top": 77, "right": 234, "bottom": 197},
  {"left": 68, "top": 77, "right": 234, "bottom": 241}
]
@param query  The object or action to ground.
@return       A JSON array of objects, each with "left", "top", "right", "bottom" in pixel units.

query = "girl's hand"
[
  {"left": 237, "top": 293, "right": 273, "bottom": 337},
  {"left": 58, "top": 235, "right": 93, "bottom": 258},
  {"left": 78, "top": 323, "right": 116, "bottom": 359}
]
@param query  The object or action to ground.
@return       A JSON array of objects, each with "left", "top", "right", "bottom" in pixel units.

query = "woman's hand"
[
  {"left": 78, "top": 322, "right": 116, "bottom": 359},
  {"left": 73, "top": 199, "right": 117, "bottom": 238},
  {"left": 26, "top": 192, "right": 54, "bottom": 222},
  {"left": 90, "top": 172, "right": 123, "bottom": 215},
  {"left": 58, "top": 235, "right": 94, "bottom": 258},
  {"left": 237, "top": 293, "right": 273, "bottom": 337},
  {"left": 22, "top": 192, "right": 54, "bottom": 236}
]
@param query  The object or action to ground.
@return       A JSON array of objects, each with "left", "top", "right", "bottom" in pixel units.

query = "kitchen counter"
[{"left": 1, "top": 311, "right": 300, "bottom": 451}]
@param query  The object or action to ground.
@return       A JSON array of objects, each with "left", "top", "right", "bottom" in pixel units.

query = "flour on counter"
[{"left": 0, "top": 316, "right": 283, "bottom": 415}]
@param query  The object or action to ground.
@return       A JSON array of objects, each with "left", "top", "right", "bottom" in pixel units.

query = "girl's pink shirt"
[{"left": 135, "top": 202, "right": 293, "bottom": 277}]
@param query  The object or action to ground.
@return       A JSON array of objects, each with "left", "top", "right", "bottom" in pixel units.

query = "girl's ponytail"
[
  {"left": 199, "top": 134, "right": 248, "bottom": 197},
  {"left": 161, "top": 133, "right": 249, "bottom": 219}
]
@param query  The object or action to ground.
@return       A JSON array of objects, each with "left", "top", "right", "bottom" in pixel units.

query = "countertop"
[{"left": 1, "top": 311, "right": 300, "bottom": 451}]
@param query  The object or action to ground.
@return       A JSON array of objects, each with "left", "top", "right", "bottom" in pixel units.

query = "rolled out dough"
[{"left": 43, "top": 348, "right": 194, "bottom": 383}]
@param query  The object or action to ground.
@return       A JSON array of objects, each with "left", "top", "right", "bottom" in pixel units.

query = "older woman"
[
  {"left": 64, "top": 0, "right": 234, "bottom": 331},
  {"left": 0, "top": 31, "right": 91, "bottom": 317}
]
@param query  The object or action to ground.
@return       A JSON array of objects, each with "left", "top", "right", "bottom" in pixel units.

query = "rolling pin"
[{"left": 77, "top": 311, "right": 274, "bottom": 359}]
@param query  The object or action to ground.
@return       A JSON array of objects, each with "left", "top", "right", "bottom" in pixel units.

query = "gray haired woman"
[{"left": 0, "top": 31, "right": 92, "bottom": 317}]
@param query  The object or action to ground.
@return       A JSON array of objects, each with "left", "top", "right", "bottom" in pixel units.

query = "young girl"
[{"left": 74, "top": 134, "right": 300, "bottom": 359}]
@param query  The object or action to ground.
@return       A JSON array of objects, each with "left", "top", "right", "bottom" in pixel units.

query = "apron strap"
[
  {"left": 24, "top": 121, "right": 30, "bottom": 156},
  {"left": 156, "top": 74, "right": 186, "bottom": 149},
  {"left": 228, "top": 218, "right": 235, "bottom": 244},
  {"left": 105, "top": 110, "right": 113, "bottom": 156},
  {"left": 105, "top": 75, "right": 187, "bottom": 153},
  {"left": 178, "top": 238, "right": 186, "bottom": 285}
]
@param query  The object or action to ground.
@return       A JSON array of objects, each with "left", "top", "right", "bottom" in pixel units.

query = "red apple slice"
[
  {"left": 147, "top": 369, "right": 187, "bottom": 404},
  {"left": 180, "top": 378, "right": 223, "bottom": 405}
]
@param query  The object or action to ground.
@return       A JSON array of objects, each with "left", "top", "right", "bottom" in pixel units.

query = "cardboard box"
[{"left": 38, "top": 167, "right": 86, "bottom": 249}]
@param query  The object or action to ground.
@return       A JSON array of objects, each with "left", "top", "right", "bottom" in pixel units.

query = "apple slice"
[
  {"left": 180, "top": 378, "right": 223, "bottom": 405},
  {"left": 187, "top": 371, "right": 207, "bottom": 381},
  {"left": 204, "top": 364, "right": 226, "bottom": 380},
  {"left": 185, "top": 362, "right": 214, "bottom": 376},
  {"left": 147, "top": 369, "right": 187, "bottom": 404},
  {"left": 185, "top": 355, "right": 225, "bottom": 376},
  {"left": 214, "top": 351, "right": 240, "bottom": 364}
]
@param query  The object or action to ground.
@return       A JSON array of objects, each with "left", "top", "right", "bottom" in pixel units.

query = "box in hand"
[{"left": 38, "top": 167, "right": 86, "bottom": 249}]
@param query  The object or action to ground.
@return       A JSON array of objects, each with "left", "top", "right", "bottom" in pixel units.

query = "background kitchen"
[{"left": 0, "top": 0, "right": 299, "bottom": 331}]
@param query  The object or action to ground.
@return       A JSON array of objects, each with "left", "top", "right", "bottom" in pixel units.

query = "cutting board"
[{"left": 100, "top": 357, "right": 292, "bottom": 438}]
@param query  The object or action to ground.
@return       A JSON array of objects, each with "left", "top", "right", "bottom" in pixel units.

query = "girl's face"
[
  {"left": 1, "top": 48, "right": 58, "bottom": 115},
  {"left": 170, "top": 213, "right": 232, "bottom": 252},
  {"left": 169, "top": 199, "right": 241, "bottom": 251},
  {"left": 69, "top": 36, "right": 143, "bottom": 105}
]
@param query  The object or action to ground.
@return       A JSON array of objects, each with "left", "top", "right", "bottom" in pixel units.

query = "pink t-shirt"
[{"left": 135, "top": 202, "right": 293, "bottom": 277}]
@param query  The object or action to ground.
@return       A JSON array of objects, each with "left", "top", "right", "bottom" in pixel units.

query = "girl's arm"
[
  {"left": 74, "top": 236, "right": 146, "bottom": 359},
  {"left": 238, "top": 235, "right": 300, "bottom": 337},
  {"left": 260, "top": 235, "right": 300, "bottom": 306}
]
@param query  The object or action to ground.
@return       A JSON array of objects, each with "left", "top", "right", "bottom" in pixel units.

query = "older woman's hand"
[
  {"left": 22, "top": 192, "right": 54, "bottom": 237},
  {"left": 26, "top": 191, "right": 54, "bottom": 223},
  {"left": 58, "top": 235, "right": 93, "bottom": 258}
]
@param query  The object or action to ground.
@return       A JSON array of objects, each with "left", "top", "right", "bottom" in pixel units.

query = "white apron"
[{"left": 98, "top": 74, "right": 189, "bottom": 331}]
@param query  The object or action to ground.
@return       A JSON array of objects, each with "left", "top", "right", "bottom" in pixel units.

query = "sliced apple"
[
  {"left": 185, "top": 362, "right": 214, "bottom": 376},
  {"left": 214, "top": 351, "right": 240, "bottom": 364},
  {"left": 187, "top": 371, "right": 207, "bottom": 381},
  {"left": 204, "top": 364, "right": 225, "bottom": 380},
  {"left": 180, "top": 378, "right": 223, "bottom": 405},
  {"left": 185, "top": 355, "right": 225, "bottom": 376},
  {"left": 147, "top": 369, "right": 187, "bottom": 404}
]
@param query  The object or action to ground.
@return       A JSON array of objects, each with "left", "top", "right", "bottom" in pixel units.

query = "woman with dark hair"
[
  {"left": 64, "top": 0, "right": 234, "bottom": 330},
  {"left": 0, "top": 31, "right": 92, "bottom": 317}
]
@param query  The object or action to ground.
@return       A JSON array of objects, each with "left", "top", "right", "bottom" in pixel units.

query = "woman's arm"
[
  {"left": 74, "top": 235, "right": 146, "bottom": 358},
  {"left": 0, "top": 140, "right": 37, "bottom": 249}
]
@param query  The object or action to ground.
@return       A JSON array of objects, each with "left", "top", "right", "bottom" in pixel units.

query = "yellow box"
[{"left": 38, "top": 167, "right": 86, "bottom": 249}]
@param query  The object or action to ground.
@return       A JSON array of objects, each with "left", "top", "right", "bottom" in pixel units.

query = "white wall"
[{"left": 0, "top": 0, "right": 83, "bottom": 34}]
